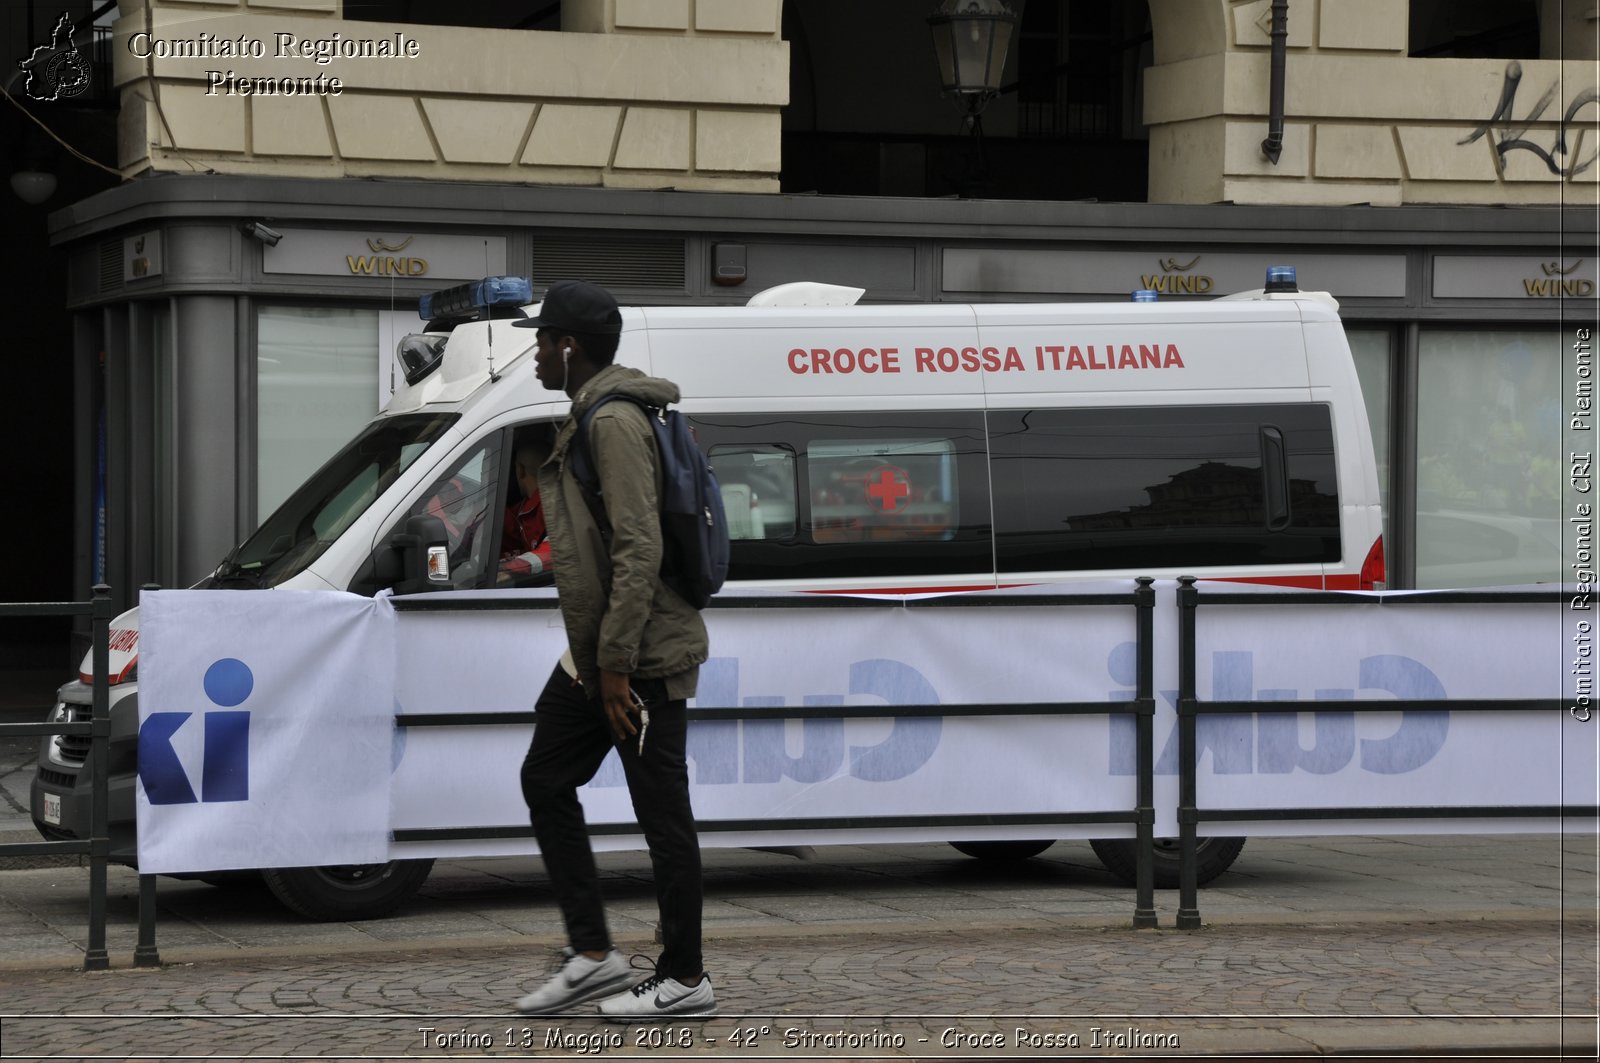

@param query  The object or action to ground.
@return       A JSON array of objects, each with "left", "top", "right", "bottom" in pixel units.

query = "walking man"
[{"left": 510, "top": 281, "right": 715, "bottom": 1021}]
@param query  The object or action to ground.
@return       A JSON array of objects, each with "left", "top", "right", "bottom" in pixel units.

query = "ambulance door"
[{"left": 351, "top": 429, "right": 510, "bottom": 595}]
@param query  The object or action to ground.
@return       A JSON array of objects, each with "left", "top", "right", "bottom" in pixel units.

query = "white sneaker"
[
  {"left": 515, "top": 948, "right": 633, "bottom": 1015},
  {"left": 597, "top": 972, "right": 718, "bottom": 1022}
]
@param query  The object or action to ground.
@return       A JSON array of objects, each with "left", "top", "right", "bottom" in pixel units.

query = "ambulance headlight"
[
  {"left": 1264, "top": 265, "right": 1298, "bottom": 293},
  {"left": 397, "top": 333, "right": 449, "bottom": 386}
]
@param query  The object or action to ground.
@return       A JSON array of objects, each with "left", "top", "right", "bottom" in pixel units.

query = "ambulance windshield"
[{"left": 215, "top": 413, "right": 458, "bottom": 588}]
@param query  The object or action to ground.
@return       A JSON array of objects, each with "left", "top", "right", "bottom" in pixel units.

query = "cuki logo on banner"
[{"left": 138, "top": 657, "right": 253, "bottom": 805}]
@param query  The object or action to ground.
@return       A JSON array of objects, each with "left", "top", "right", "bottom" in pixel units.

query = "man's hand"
[{"left": 599, "top": 668, "right": 641, "bottom": 743}]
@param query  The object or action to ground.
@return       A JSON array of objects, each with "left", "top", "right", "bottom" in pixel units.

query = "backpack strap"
[{"left": 567, "top": 393, "right": 652, "bottom": 501}]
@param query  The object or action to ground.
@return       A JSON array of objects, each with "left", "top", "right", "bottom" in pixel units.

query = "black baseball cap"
[{"left": 513, "top": 280, "right": 622, "bottom": 335}]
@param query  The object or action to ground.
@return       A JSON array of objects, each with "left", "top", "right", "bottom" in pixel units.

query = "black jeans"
[{"left": 520, "top": 664, "right": 704, "bottom": 980}]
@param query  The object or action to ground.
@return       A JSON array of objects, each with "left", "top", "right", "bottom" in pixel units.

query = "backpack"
[{"left": 567, "top": 394, "right": 730, "bottom": 609}]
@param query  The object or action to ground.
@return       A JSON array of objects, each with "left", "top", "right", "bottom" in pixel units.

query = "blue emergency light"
[
  {"left": 419, "top": 276, "right": 534, "bottom": 321},
  {"left": 1264, "top": 265, "right": 1298, "bottom": 293},
  {"left": 1130, "top": 289, "right": 1159, "bottom": 302}
]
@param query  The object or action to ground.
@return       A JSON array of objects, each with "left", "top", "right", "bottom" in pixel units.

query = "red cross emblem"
[{"left": 864, "top": 465, "right": 912, "bottom": 512}]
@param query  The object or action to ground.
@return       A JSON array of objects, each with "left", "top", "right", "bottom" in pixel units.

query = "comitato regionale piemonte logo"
[{"left": 17, "top": 12, "right": 91, "bottom": 102}]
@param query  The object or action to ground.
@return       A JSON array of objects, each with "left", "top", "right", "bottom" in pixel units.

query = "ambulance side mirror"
[{"left": 385, "top": 514, "right": 452, "bottom": 595}]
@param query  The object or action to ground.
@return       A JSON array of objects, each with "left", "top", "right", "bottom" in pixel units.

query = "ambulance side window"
[
  {"left": 708, "top": 444, "right": 797, "bottom": 541},
  {"left": 807, "top": 438, "right": 960, "bottom": 545},
  {"left": 987, "top": 404, "right": 1341, "bottom": 573},
  {"left": 692, "top": 412, "right": 991, "bottom": 581}
]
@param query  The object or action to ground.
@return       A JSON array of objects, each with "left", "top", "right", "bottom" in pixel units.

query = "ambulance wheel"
[
  {"left": 948, "top": 840, "right": 1055, "bottom": 861},
  {"left": 262, "top": 859, "right": 435, "bottom": 921},
  {"left": 1089, "top": 836, "right": 1245, "bottom": 889}
]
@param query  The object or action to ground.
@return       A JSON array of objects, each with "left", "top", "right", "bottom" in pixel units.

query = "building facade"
[{"left": 13, "top": 0, "right": 1599, "bottom": 639}]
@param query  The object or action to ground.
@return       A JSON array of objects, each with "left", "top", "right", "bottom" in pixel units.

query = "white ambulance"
[{"left": 33, "top": 270, "right": 1385, "bottom": 918}]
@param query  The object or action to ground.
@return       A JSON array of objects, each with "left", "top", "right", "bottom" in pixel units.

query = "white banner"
[
  {"left": 1185, "top": 592, "right": 1595, "bottom": 832},
  {"left": 389, "top": 588, "right": 1136, "bottom": 853},
  {"left": 137, "top": 590, "right": 395, "bottom": 873},
  {"left": 137, "top": 583, "right": 1596, "bottom": 872}
]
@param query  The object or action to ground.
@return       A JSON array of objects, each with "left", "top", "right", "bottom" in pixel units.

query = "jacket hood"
[{"left": 573, "top": 364, "right": 680, "bottom": 414}]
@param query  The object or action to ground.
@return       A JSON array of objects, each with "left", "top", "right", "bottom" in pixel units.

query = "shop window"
[
  {"left": 1346, "top": 327, "right": 1393, "bottom": 567},
  {"left": 257, "top": 306, "right": 381, "bottom": 518},
  {"left": 1415, "top": 329, "right": 1563, "bottom": 589}
]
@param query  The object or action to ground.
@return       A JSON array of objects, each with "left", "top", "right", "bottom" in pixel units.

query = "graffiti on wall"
[{"left": 1459, "top": 60, "right": 1599, "bottom": 177}]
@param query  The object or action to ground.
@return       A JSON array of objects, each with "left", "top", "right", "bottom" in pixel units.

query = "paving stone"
[
  {"left": 3, "top": 920, "right": 1594, "bottom": 1059},
  {"left": 0, "top": 836, "right": 1596, "bottom": 1058}
]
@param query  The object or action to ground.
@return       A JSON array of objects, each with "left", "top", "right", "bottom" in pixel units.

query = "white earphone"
[{"left": 562, "top": 347, "right": 572, "bottom": 363}]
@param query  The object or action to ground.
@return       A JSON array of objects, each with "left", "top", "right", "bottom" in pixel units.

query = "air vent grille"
[
  {"left": 529, "top": 235, "right": 686, "bottom": 290},
  {"left": 99, "top": 240, "right": 123, "bottom": 294}
]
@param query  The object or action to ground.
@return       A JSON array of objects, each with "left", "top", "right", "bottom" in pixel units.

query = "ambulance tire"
[
  {"left": 1089, "top": 836, "right": 1246, "bottom": 889},
  {"left": 948, "top": 840, "right": 1056, "bottom": 861},
  {"left": 262, "top": 859, "right": 435, "bottom": 921}
]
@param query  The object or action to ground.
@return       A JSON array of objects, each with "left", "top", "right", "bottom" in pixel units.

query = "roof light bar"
[
  {"left": 1130, "top": 289, "right": 1159, "bottom": 302},
  {"left": 419, "top": 276, "right": 534, "bottom": 322},
  {"left": 1263, "top": 265, "right": 1298, "bottom": 293}
]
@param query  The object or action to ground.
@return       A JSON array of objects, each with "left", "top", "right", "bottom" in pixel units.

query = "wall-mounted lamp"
[
  {"left": 9, "top": 169, "right": 58, "bottom": 205},
  {"left": 241, "top": 221, "right": 282, "bottom": 246}
]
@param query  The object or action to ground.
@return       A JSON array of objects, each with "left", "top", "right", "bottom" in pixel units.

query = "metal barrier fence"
[
  {"left": 391, "top": 579, "right": 1162, "bottom": 928},
  {"left": 0, "top": 585, "right": 117, "bottom": 970},
  {"left": 1173, "top": 577, "right": 1598, "bottom": 929},
  {"left": 66, "top": 577, "right": 1597, "bottom": 952}
]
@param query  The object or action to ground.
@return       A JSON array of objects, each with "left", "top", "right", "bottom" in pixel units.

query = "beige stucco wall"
[
  {"left": 102, "top": 0, "right": 1600, "bottom": 207},
  {"left": 1145, "top": 0, "right": 1599, "bottom": 205},
  {"left": 113, "top": 0, "right": 786, "bottom": 192}
]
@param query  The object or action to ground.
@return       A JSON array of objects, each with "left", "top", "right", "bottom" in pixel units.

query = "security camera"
[{"left": 242, "top": 221, "right": 282, "bottom": 246}]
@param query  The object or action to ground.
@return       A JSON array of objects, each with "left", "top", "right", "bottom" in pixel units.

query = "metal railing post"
[
  {"left": 1132, "top": 577, "right": 1157, "bottom": 928},
  {"left": 83, "top": 583, "right": 112, "bottom": 971},
  {"left": 132, "top": 583, "right": 163, "bottom": 967},
  {"left": 134, "top": 874, "right": 161, "bottom": 967},
  {"left": 1175, "top": 576, "right": 1202, "bottom": 930}
]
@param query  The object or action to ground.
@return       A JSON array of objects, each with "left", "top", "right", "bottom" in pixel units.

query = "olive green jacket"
[{"left": 538, "top": 364, "right": 708, "bottom": 699}]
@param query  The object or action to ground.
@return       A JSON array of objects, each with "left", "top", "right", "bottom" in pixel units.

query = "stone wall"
[
  {"left": 1145, "top": 0, "right": 1598, "bottom": 205},
  {"left": 112, "top": 0, "right": 786, "bottom": 192}
]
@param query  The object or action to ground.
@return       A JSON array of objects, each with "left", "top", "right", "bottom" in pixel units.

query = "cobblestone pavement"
[
  {"left": 1, "top": 835, "right": 1597, "bottom": 1061},
  {"left": 0, "top": 919, "right": 1595, "bottom": 1060}
]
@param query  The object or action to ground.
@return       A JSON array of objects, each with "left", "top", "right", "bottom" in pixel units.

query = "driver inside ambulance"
[{"left": 498, "top": 430, "right": 555, "bottom": 584}]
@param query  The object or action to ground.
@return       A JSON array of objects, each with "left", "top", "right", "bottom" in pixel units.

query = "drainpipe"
[{"left": 1260, "top": 0, "right": 1288, "bottom": 164}]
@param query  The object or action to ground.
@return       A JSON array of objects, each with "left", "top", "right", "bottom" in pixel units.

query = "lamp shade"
[
  {"left": 10, "top": 170, "right": 57, "bottom": 205},
  {"left": 927, "top": 0, "right": 1017, "bottom": 98}
]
